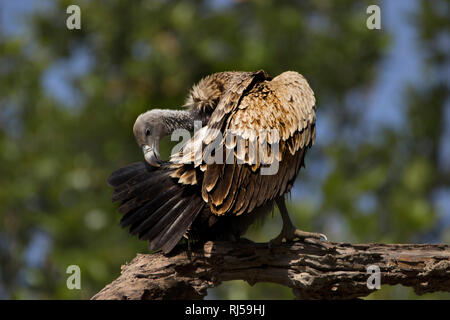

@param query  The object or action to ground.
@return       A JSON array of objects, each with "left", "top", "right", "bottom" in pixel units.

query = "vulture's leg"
[{"left": 270, "top": 196, "right": 327, "bottom": 245}]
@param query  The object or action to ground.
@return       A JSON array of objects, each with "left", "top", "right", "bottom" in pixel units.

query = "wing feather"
[{"left": 172, "top": 71, "right": 316, "bottom": 218}]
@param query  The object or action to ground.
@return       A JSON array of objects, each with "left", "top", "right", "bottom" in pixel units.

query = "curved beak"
[{"left": 142, "top": 145, "right": 161, "bottom": 167}]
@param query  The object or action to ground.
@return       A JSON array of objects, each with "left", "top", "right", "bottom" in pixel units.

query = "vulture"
[{"left": 108, "top": 70, "right": 326, "bottom": 253}]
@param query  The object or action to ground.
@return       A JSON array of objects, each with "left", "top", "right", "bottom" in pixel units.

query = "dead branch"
[{"left": 91, "top": 240, "right": 450, "bottom": 300}]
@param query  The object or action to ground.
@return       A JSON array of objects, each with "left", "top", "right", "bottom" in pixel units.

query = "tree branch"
[{"left": 91, "top": 240, "right": 450, "bottom": 300}]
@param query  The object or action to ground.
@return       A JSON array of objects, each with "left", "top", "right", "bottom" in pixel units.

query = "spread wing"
[{"left": 171, "top": 71, "right": 316, "bottom": 216}]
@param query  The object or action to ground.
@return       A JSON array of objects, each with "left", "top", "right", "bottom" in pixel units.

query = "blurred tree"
[{"left": 0, "top": 0, "right": 447, "bottom": 299}]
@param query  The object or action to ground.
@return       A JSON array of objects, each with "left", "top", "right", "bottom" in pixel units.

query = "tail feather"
[
  {"left": 111, "top": 170, "right": 167, "bottom": 202},
  {"left": 108, "top": 161, "right": 204, "bottom": 254},
  {"left": 158, "top": 196, "right": 205, "bottom": 253},
  {"left": 119, "top": 186, "right": 180, "bottom": 229},
  {"left": 121, "top": 184, "right": 179, "bottom": 230},
  {"left": 107, "top": 162, "right": 148, "bottom": 186},
  {"left": 133, "top": 189, "right": 184, "bottom": 237},
  {"left": 116, "top": 172, "right": 174, "bottom": 214},
  {"left": 146, "top": 196, "right": 192, "bottom": 250}
]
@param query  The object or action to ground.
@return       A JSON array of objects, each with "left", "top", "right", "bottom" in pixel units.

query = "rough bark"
[{"left": 91, "top": 239, "right": 450, "bottom": 300}]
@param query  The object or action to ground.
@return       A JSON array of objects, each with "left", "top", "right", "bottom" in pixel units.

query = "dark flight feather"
[{"left": 108, "top": 161, "right": 203, "bottom": 254}]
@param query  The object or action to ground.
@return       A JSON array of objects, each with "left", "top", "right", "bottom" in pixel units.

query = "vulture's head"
[{"left": 133, "top": 110, "right": 167, "bottom": 167}]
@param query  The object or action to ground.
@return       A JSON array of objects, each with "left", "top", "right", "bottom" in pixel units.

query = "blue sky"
[{"left": 366, "top": 0, "right": 423, "bottom": 130}]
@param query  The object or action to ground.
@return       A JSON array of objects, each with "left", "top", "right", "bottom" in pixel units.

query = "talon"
[
  {"left": 270, "top": 227, "right": 328, "bottom": 246},
  {"left": 293, "top": 229, "right": 328, "bottom": 242},
  {"left": 272, "top": 196, "right": 328, "bottom": 248},
  {"left": 303, "top": 234, "right": 330, "bottom": 249}
]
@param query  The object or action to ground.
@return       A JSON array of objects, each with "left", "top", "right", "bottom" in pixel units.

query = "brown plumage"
[{"left": 108, "top": 70, "right": 326, "bottom": 254}]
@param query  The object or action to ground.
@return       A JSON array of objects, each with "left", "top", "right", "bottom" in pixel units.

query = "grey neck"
[{"left": 155, "top": 109, "right": 199, "bottom": 136}]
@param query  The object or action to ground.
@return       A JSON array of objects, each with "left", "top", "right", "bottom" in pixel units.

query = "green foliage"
[{"left": 0, "top": 0, "right": 448, "bottom": 299}]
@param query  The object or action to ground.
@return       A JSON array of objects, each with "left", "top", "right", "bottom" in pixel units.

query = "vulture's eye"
[{"left": 145, "top": 128, "right": 151, "bottom": 136}]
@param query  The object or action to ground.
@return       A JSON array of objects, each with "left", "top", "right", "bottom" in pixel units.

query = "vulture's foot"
[
  {"left": 269, "top": 224, "right": 327, "bottom": 248},
  {"left": 271, "top": 196, "right": 327, "bottom": 249}
]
